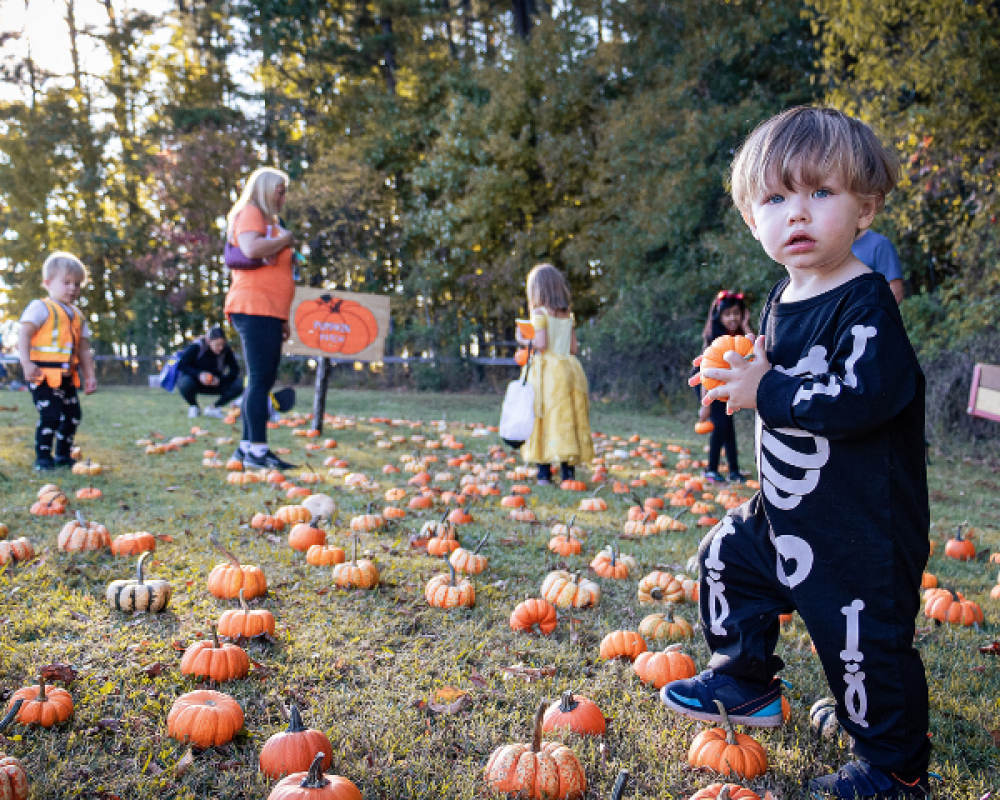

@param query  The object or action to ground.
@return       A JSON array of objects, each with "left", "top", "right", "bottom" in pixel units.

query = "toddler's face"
[
  {"left": 45, "top": 271, "right": 84, "bottom": 305},
  {"left": 744, "top": 170, "right": 877, "bottom": 275}
]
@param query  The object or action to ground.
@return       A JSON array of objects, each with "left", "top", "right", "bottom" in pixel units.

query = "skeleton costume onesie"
[{"left": 696, "top": 273, "right": 930, "bottom": 776}]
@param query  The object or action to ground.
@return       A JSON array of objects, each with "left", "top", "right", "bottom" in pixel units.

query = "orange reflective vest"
[{"left": 28, "top": 298, "right": 82, "bottom": 388}]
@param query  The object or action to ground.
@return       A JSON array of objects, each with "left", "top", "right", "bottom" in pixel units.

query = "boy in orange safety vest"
[{"left": 17, "top": 252, "right": 97, "bottom": 471}]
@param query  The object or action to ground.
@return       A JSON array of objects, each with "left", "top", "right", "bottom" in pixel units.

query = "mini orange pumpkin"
[
  {"left": 110, "top": 531, "right": 156, "bottom": 557},
  {"left": 590, "top": 546, "right": 635, "bottom": 580},
  {"left": 687, "top": 700, "right": 768, "bottom": 778},
  {"left": 697, "top": 335, "right": 755, "bottom": 391},
  {"left": 217, "top": 588, "right": 276, "bottom": 639},
  {"left": 689, "top": 784, "right": 762, "bottom": 800},
  {"left": 306, "top": 543, "right": 346, "bottom": 567},
  {"left": 638, "top": 607, "right": 694, "bottom": 641},
  {"left": 207, "top": 534, "right": 267, "bottom": 600},
  {"left": 288, "top": 517, "right": 327, "bottom": 552},
  {"left": 0, "top": 538, "right": 35, "bottom": 566},
  {"left": 425, "top": 561, "right": 475, "bottom": 608},
  {"left": 633, "top": 643, "right": 696, "bottom": 688},
  {"left": 541, "top": 691, "right": 606, "bottom": 736},
  {"left": 331, "top": 536, "right": 379, "bottom": 589},
  {"left": 484, "top": 701, "right": 586, "bottom": 800},
  {"left": 448, "top": 532, "right": 489, "bottom": 575},
  {"left": 0, "top": 699, "right": 29, "bottom": 800},
  {"left": 509, "top": 598, "right": 558, "bottom": 635},
  {"left": 599, "top": 630, "right": 647, "bottom": 661},
  {"left": 267, "top": 751, "right": 362, "bottom": 800},
  {"left": 540, "top": 571, "right": 600, "bottom": 609},
  {"left": 180, "top": 627, "right": 251, "bottom": 682},
  {"left": 259, "top": 705, "right": 334, "bottom": 780},
  {"left": 167, "top": 689, "right": 244, "bottom": 748},
  {"left": 7, "top": 673, "right": 74, "bottom": 727},
  {"left": 943, "top": 527, "right": 976, "bottom": 561},
  {"left": 923, "top": 587, "right": 984, "bottom": 626},
  {"left": 58, "top": 511, "right": 111, "bottom": 553}
]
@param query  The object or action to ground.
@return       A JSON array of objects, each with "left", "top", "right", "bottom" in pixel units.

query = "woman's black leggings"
[
  {"left": 229, "top": 313, "right": 283, "bottom": 443},
  {"left": 707, "top": 399, "right": 739, "bottom": 474}
]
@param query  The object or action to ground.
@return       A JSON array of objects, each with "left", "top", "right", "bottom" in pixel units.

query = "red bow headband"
[{"left": 717, "top": 290, "right": 744, "bottom": 301}]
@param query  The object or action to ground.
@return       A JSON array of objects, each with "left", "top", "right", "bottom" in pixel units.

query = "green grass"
[{"left": 0, "top": 387, "right": 997, "bottom": 799}]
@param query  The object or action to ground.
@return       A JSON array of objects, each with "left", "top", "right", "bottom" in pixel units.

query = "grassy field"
[{"left": 0, "top": 386, "right": 997, "bottom": 799}]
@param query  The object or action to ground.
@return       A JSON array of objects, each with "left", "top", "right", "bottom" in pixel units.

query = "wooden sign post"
[{"left": 284, "top": 288, "right": 391, "bottom": 434}]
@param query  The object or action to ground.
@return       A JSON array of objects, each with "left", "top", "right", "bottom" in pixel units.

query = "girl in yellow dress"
[{"left": 515, "top": 264, "right": 594, "bottom": 485}]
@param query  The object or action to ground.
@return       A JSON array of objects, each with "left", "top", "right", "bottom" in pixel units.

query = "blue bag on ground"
[{"left": 157, "top": 352, "right": 183, "bottom": 391}]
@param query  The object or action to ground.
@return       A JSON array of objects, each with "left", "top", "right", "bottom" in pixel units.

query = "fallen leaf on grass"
[
  {"left": 86, "top": 717, "right": 123, "bottom": 735},
  {"left": 433, "top": 686, "right": 466, "bottom": 703},
  {"left": 68, "top": 610, "right": 90, "bottom": 623},
  {"left": 502, "top": 664, "right": 556, "bottom": 682},
  {"left": 143, "top": 662, "right": 168, "bottom": 678},
  {"left": 171, "top": 640, "right": 188, "bottom": 651},
  {"left": 991, "top": 729, "right": 1000, "bottom": 748},
  {"left": 315, "top": 587, "right": 330, "bottom": 596},
  {"left": 155, "top": 534, "right": 174, "bottom": 543},
  {"left": 164, "top": 486, "right": 180, "bottom": 492},
  {"left": 978, "top": 641, "right": 1000, "bottom": 655},
  {"left": 428, "top": 694, "right": 473, "bottom": 715},
  {"left": 174, "top": 748, "right": 194, "bottom": 777},
  {"left": 40, "top": 663, "right": 78, "bottom": 684}
]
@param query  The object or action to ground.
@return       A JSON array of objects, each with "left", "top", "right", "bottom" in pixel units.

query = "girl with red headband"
[{"left": 699, "top": 290, "right": 752, "bottom": 483}]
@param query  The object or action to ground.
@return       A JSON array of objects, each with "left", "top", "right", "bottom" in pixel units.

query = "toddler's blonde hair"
[
  {"left": 730, "top": 107, "right": 898, "bottom": 217},
  {"left": 226, "top": 166, "right": 289, "bottom": 238},
  {"left": 526, "top": 263, "right": 571, "bottom": 312},
  {"left": 42, "top": 252, "right": 88, "bottom": 284}
]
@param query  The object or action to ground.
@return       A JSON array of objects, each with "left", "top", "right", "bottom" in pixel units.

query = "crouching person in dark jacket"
[{"left": 178, "top": 326, "right": 242, "bottom": 418}]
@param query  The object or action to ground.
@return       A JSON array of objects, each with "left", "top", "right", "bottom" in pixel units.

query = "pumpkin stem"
[
  {"left": 472, "top": 531, "right": 490, "bottom": 555},
  {"left": 718, "top": 787, "right": 732, "bottom": 800},
  {"left": 75, "top": 509, "right": 87, "bottom": 526},
  {"left": 299, "top": 751, "right": 330, "bottom": 788},
  {"left": 352, "top": 533, "right": 359, "bottom": 564},
  {"left": 712, "top": 698, "right": 736, "bottom": 744},
  {"left": 589, "top": 483, "right": 604, "bottom": 498},
  {"left": 0, "top": 698, "right": 23, "bottom": 732},
  {"left": 447, "top": 559, "right": 457, "bottom": 587},
  {"left": 136, "top": 552, "right": 149, "bottom": 585},
  {"left": 210, "top": 527, "right": 241, "bottom": 567},
  {"left": 37, "top": 673, "right": 48, "bottom": 702},
  {"left": 287, "top": 703, "right": 307, "bottom": 733},
  {"left": 238, "top": 587, "right": 249, "bottom": 613},
  {"left": 650, "top": 586, "right": 663, "bottom": 601},
  {"left": 610, "top": 770, "right": 630, "bottom": 800},
  {"left": 610, "top": 545, "right": 618, "bottom": 567},
  {"left": 211, "top": 624, "right": 220, "bottom": 649},
  {"left": 530, "top": 700, "right": 546, "bottom": 753},
  {"left": 557, "top": 689, "right": 579, "bottom": 713}
]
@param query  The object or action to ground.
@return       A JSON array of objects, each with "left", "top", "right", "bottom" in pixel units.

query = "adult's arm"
[
  {"left": 237, "top": 228, "right": 294, "bottom": 260},
  {"left": 888, "top": 278, "right": 904, "bottom": 304},
  {"left": 221, "top": 346, "right": 240, "bottom": 384},
  {"left": 176, "top": 343, "right": 202, "bottom": 380}
]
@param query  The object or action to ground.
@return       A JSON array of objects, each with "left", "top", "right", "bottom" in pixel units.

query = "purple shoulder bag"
[{"left": 224, "top": 240, "right": 266, "bottom": 270}]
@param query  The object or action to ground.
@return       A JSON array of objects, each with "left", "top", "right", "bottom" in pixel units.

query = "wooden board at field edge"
[
  {"left": 967, "top": 363, "right": 1000, "bottom": 422},
  {"left": 284, "top": 287, "right": 390, "bottom": 362}
]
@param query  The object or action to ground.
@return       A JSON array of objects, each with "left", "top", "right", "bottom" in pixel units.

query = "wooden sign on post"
[{"left": 284, "top": 288, "right": 391, "bottom": 433}]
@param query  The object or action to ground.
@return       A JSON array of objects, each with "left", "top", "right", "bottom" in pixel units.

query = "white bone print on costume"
[
  {"left": 774, "top": 325, "right": 878, "bottom": 406},
  {"left": 704, "top": 517, "right": 736, "bottom": 636},
  {"left": 759, "top": 428, "right": 830, "bottom": 510},
  {"left": 768, "top": 528, "right": 814, "bottom": 589},
  {"left": 840, "top": 599, "right": 869, "bottom": 728}
]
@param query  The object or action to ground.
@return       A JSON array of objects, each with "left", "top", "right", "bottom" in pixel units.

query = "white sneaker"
[
  {"left": 203, "top": 406, "right": 224, "bottom": 419},
  {"left": 187, "top": 406, "right": 200, "bottom": 418}
]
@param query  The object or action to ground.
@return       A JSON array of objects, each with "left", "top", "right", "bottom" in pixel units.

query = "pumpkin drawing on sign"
[{"left": 294, "top": 295, "right": 378, "bottom": 355}]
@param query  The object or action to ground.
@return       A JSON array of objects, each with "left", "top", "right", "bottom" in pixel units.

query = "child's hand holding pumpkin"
[{"left": 699, "top": 335, "right": 770, "bottom": 415}]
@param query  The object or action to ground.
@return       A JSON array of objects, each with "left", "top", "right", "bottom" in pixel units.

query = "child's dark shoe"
[
  {"left": 559, "top": 464, "right": 576, "bottom": 482},
  {"left": 808, "top": 760, "right": 930, "bottom": 799},
  {"left": 702, "top": 469, "right": 727, "bottom": 484},
  {"left": 660, "top": 669, "right": 783, "bottom": 727},
  {"left": 53, "top": 455, "right": 77, "bottom": 468},
  {"left": 728, "top": 471, "right": 747, "bottom": 483},
  {"left": 33, "top": 457, "right": 56, "bottom": 472}
]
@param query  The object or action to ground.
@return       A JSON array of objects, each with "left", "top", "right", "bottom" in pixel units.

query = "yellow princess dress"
[{"left": 520, "top": 308, "right": 594, "bottom": 468}]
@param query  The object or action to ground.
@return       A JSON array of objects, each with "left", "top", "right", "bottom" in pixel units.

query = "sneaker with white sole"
[
  {"left": 808, "top": 760, "right": 930, "bottom": 799},
  {"left": 660, "top": 668, "right": 784, "bottom": 727},
  {"left": 203, "top": 406, "right": 224, "bottom": 419},
  {"left": 187, "top": 405, "right": 200, "bottom": 418}
]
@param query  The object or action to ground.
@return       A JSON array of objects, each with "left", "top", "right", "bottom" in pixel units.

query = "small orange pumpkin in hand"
[{"left": 695, "top": 335, "right": 755, "bottom": 391}]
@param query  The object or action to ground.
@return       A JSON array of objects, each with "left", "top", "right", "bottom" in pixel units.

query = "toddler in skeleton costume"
[{"left": 661, "top": 108, "right": 930, "bottom": 800}]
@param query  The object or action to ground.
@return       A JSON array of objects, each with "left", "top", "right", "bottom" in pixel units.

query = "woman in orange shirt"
[{"left": 225, "top": 167, "right": 297, "bottom": 469}]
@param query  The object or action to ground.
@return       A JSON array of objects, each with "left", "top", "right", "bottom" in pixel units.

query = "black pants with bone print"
[
  {"left": 30, "top": 375, "right": 81, "bottom": 461},
  {"left": 696, "top": 497, "right": 930, "bottom": 777}
]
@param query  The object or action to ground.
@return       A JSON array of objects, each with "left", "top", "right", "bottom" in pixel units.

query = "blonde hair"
[
  {"left": 526, "top": 263, "right": 571, "bottom": 312},
  {"left": 226, "top": 166, "right": 289, "bottom": 238},
  {"left": 730, "top": 107, "right": 898, "bottom": 217},
  {"left": 42, "top": 252, "right": 88, "bottom": 284}
]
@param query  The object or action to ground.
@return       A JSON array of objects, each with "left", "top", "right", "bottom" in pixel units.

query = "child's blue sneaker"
[
  {"left": 660, "top": 669, "right": 784, "bottom": 727},
  {"left": 808, "top": 760, "right": 930, "bottom": 799}
]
